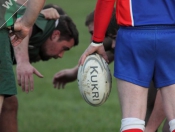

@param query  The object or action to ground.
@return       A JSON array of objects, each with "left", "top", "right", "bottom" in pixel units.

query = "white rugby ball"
[{"left": 77, "top": 53, "right": 112, "bottom": 106}]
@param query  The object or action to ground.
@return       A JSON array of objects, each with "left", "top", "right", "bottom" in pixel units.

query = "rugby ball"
[{"left": 77, "top": 53, "right": 112, "bottom": 106}]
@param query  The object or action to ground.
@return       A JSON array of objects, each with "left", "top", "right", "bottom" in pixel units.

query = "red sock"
[
  {"left": 172, "top": 130, "right": 175, "bottom": 132},
  {"left": 123, "top": 129, "right": 143, "bottom": 132}
]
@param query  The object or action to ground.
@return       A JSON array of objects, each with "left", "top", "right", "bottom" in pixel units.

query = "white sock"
[
  {"left": 169, "top": 119, "right": 175, "bottom": 132},
  {"left": 120, "top": 118, "right": 145, "bottom": 132}
]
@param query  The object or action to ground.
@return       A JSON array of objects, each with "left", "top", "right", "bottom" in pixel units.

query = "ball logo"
[{"left": 90, "top": 66, "right": 99, "bottom": 101}]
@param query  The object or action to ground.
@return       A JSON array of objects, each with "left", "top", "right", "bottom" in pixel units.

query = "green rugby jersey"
[
  {"left": 16, "top": 4, "right": 55, "bottom": 62},
  {"left": 0, "top": 0, "right": 17, "bottom": 29},
  {"left": 29, "top": 17, "right": 55, "bottom": 62}
]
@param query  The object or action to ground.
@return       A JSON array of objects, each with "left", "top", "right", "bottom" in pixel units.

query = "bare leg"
[
  {"left": 160, "top": 84, "right": 175, "bottom": 131},
  {"left": 0, "top": 96, "right": 18, "bottom": 132},
  {"left": 162, "top": 119, "right": 169, "bottom": 132},
  {"left": 145, "top": 90, "right": 166, "bottom": 132},
  {"left": 117, "top": 79, "right": 148, "bottom": 120},
  {"left": 160, "top": 84, "right": 175, "bottom": 120}
]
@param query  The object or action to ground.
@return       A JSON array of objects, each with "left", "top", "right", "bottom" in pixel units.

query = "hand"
[
  {"left": 10, "top": 18, "right": 30, "bottom": 47},
  {"left": 41, "top": 8, "right": 60, "bottom": 20},
  {"left": 52, "top": 67, "right": 78, "bottom": 89},
  {"left": 16, "top": 62, "right": 43, "bottom": 93},
  {"left": 78, "top": 43, "right": 109, "bottom": 66}
]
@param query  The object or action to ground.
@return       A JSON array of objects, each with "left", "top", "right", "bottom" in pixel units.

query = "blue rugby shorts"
[{"left": 114, "top": 26, "right": 175, "bottom": 88}]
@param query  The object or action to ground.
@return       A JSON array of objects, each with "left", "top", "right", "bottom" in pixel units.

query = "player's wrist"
[{"left": 90, "top": 41, "right": 103, "bottom": 47}]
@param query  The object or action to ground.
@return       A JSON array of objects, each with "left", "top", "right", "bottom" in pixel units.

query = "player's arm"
[
  {"left": 17, "top": 0, "right": 61, "bottom": 19},
  {"left": 40, "top": 8, "right": 60, "bottom": 20},
  {"left": 11, "top": 0, "right": 45, "bottom": 46},
  {"left": 93, "top": 0, "right": 115, "bottom": 43},
  {"left": 20, "top": 0, "right": 45, "bottom": 28},
  {"left": 13, "top": 28, "right": 43, "bottom": 93},
  {"left": 16, "top": 0, "right": 59, "bottom": 20},
  {"left": 144, "top": 90, "right": 166, "bottom": 132},
  {"left": 53, "top": 65, "right": 78, "bottom": 89},
  {"left": 79, "top": 0, "right": 115, "bottom": 65},
  {"left": 16, "top": 0, "right": 28, "bottom": 6}
]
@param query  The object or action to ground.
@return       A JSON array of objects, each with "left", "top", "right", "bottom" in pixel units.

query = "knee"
[{"left": 2, "top": 96, "right": 18, "bottom": 113}]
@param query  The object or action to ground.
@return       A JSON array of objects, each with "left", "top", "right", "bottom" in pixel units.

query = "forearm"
[
  {"left": 13, "top": 35, "right": 29, "bottom": 63},
  {"left": 16, "top": 0, "right": 28, "bottom": 6},
  {"left": 93, "top": 0, "right": 115, "bottom": 42},
  {"left": 13, "top": 33, "right": 43, "bottom": 92},
  {"left": 145, "top": 90, "right": 166, "bottom": 132},
  {"left": 20, "top": 0, "right": 45, "bottom": 28}
]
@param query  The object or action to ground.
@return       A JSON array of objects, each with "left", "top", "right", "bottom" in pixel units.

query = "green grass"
[{"left": 15, "top": 0, "right": 163, "bottom": 131}]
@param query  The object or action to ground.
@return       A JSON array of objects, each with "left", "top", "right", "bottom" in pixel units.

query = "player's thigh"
[
  {"left": 160, "top": 84, "right": 175, "bottom": 121},
  {"left": 162, "top": 119, "right": 169, "bottom": 132},
  {"left": 2, "top": 96, "right": 18, "bottom": 111},
  {"left": 117, "top": 78, "right": 148, "bottom": 120}
]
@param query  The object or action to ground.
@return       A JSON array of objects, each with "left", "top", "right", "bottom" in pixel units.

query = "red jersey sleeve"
[{"left": 93, "top": 0, "right": 116, "bottom": 43}]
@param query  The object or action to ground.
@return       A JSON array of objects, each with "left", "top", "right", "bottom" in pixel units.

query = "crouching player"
[{"left": 0, "top": 4, "right": 79, "bottom": 132}]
